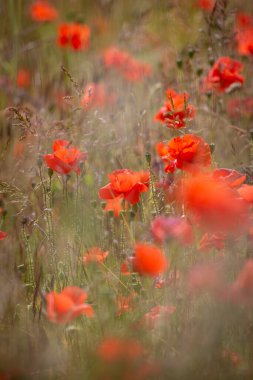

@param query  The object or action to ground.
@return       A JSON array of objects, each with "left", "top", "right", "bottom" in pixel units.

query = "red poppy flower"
[
  {"left": 44, "top": 140, "right": 87, "bottom": 175},
  {"left": 236, "top": 28, "right": 253, "bottom": 56},
  {"left": 46, "top": 286, "right": 94, "bottom": 324},
  {"left": 0, "top": 231, "right": 7, "bottom": 241},
  {"left": 104, "top": 196, "right": 124, "bottom": 217},
  {"left": 202, "top": 56, "right": 244, "bottom": 93},
  {"left": 154, "top": 89, "right": 196, "bottom": 129},
  {"left": 103, "top": 46, "right": 152, "bottom": 82},
  {"left": 97, "top": 337, "right": 143, "bottom": 363},
  {"left": 16, "top": 69, "right": 31, "bottom": 88},
  {"left": 120, "top": 261, "right": 131, "bottom": 276},
  {"left": 58, "top": 23, "right": 90, "bottom": 50},
  {"left": 227, "top": 97, "right": 253, "bottom": 119},
  {"left": 80, "top": 82, "right": 116, "bottom": 110},
  {"left": 151, "top": 216, "right": 193, "bottom": 245},
  {"left": 99, "top": 169, "right": 149, "bottom": 205},
  {"left": 103, "top": 47, "right": 130, "bottom": 68},
  {"left": 122, "top": 60, "right": 152, "bottom": 82},
  {"left": 222, "top": 349, "right": 241, "bottom": 368},
  {"left": 157, "top": 134, "right": 211, "bottom": 173},
  {"left": 236, "top": 12, "right": 253, "bottom": 29},
  {"left": 133, "top": 243, "right": 168, "bottom": 277},
  {"left": 30, "top": 1, "right": 58, "bottom": 22},
  {"left": 238, "top": 184, "right": 253, "bottom": 202},
  {"left": 82, "top": 247, "right": 109, "bottom": 264},
  {"left": 177, "top": 172, "right": 249, "bottom": 232},
  {"left": 212, "top": 168, "right": 246, "bottom": 188},
  {"left": 197, "top": 0, "right": 215, "bottom": 11},
  {"left": 235, "top": 13, "right": 253, "bottom": 56}
]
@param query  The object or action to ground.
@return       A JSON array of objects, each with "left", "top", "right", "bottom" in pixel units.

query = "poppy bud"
[
  {"left": 196, "top": 67, "right": 203, "bottom": 77},
  {"left": 47, "top": 168, "right": 54, "bottom": 178},
  {"left": 145, "top": 151, "right": 151, "bottom": 165},
  {"left": 37, "top": 156, "right": 43, "bottom": 168},
  {"left": 188, "top": 47, "right": 196, "bottom": 59},
  {"left": 209, "top": 143, "right": 215, "bottom": 154},
  {"left": 129, "top": 210, "right": 136, "bottom": 220},
  {"left": 108, "top": 210, "right": 114, "bottom": 218},
  {"left": 176, "top": 58, "right": 183, "bottom": 69},
  {"left": 91, "top": 200, "right": 97, "bottom": 208},
  {"left": 17, "top": 264, "right": 25, "bottom": 273}
]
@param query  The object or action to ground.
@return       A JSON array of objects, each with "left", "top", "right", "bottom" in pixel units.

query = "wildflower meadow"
[{"left": 1, "top": 0, "right": 253, "bottom": 379}]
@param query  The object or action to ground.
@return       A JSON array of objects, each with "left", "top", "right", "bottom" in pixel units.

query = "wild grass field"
[{"left": 1, "top": 0, "right": 253, "bottom": 379}]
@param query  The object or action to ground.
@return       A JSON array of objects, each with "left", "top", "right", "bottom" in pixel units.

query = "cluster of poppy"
[
  {"left": 202, "top": 56, "right": 244, "bottom": 94},
  {"left": 30, "top": 1, "right": 58, "bottom": 22},
  {"left": 235, "top": 12, "right": 253, "bottom": 56},
  {"left": 103, "top": 47, "right": 152, "bottom": 82},
  {"left": 57, "top": 23, "right": 91, "bottom": 50},
  {"left": 80, "top": 82, "right": 116, "bottom": 110},
  {"left": 44, "top": 139, "right": 87, "bottom": 175},
  {"left": 154, "top": 89, "right": 196, "bottom": 129}
]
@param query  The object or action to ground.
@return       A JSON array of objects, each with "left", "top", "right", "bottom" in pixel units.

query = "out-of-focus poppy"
[
  {"left": 0, "top": 231, "right": 7, "bottom": 241},
  {"left": 177, "top": 172, "right": 249, "bottom": 233},
  {"left": 44, "top": 139, "right": 87, "bottom": 175},
  {"left": 235, "top": 13, "right": 253, "bottom": 56},
  {"left": 154, "top": 89, "right": 196, "bottom": 129},
  {"left": 238, "top": 184, "right": 253, "bottom": 203},
  {"left": 227, "top": 97, "right": 253, "bottom": 119},
  {"left": 121, "top": 261, "right": 131, "bottom": 276},
  {"left": 103, "top": 46, "right": 152, "bottom": 82},
  {"left": 156, "top": 134, "right": 211, "bottom": 173},
  {"left": 222, "top": 349, "right": 241, "bottom": 367},
  {"left": 16, "top": 69, "right": 31, "bottom": 89},
  {"left": 99, "top": 169, "right": 149, "bottom": 206},
  {"left": 151, "top": 216, "right": 193, "bottom": 245},
  {"left": 202, "top": 56, "right": 244, "bottom": 93},
  {"left": 97, "top": 337, "right": 143, "bottom": 363},
  {"left": 213, "top": 168, "right": 246, "bottom": 188},
  {"left": 46, "top": 286, "right": 94, "bottom": 324},
  {"left": 58, "top": 23, "right": 90, "bottom": 50},
  {"left": 83, "top": 247, "right": 109, "bottom": 264},
  {"left": 30, "top": 1, "right": 58, "bottom": 22},
  {"left": 197, "top": 0, "right": 215, "bottom": 11},
  {"left": 133, "top": 243, "right": 168, "bottom": 277},
  {"left": 80, "top": 82, "right": 116, "bottom": 110}
]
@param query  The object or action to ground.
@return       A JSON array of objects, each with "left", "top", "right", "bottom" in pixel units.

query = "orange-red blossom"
[
  {"left": 99, "top": 169, "right": 149, "bottom": 206},
  {"left": 46, "top": 286, "right": 94, "bottom": 324}
]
